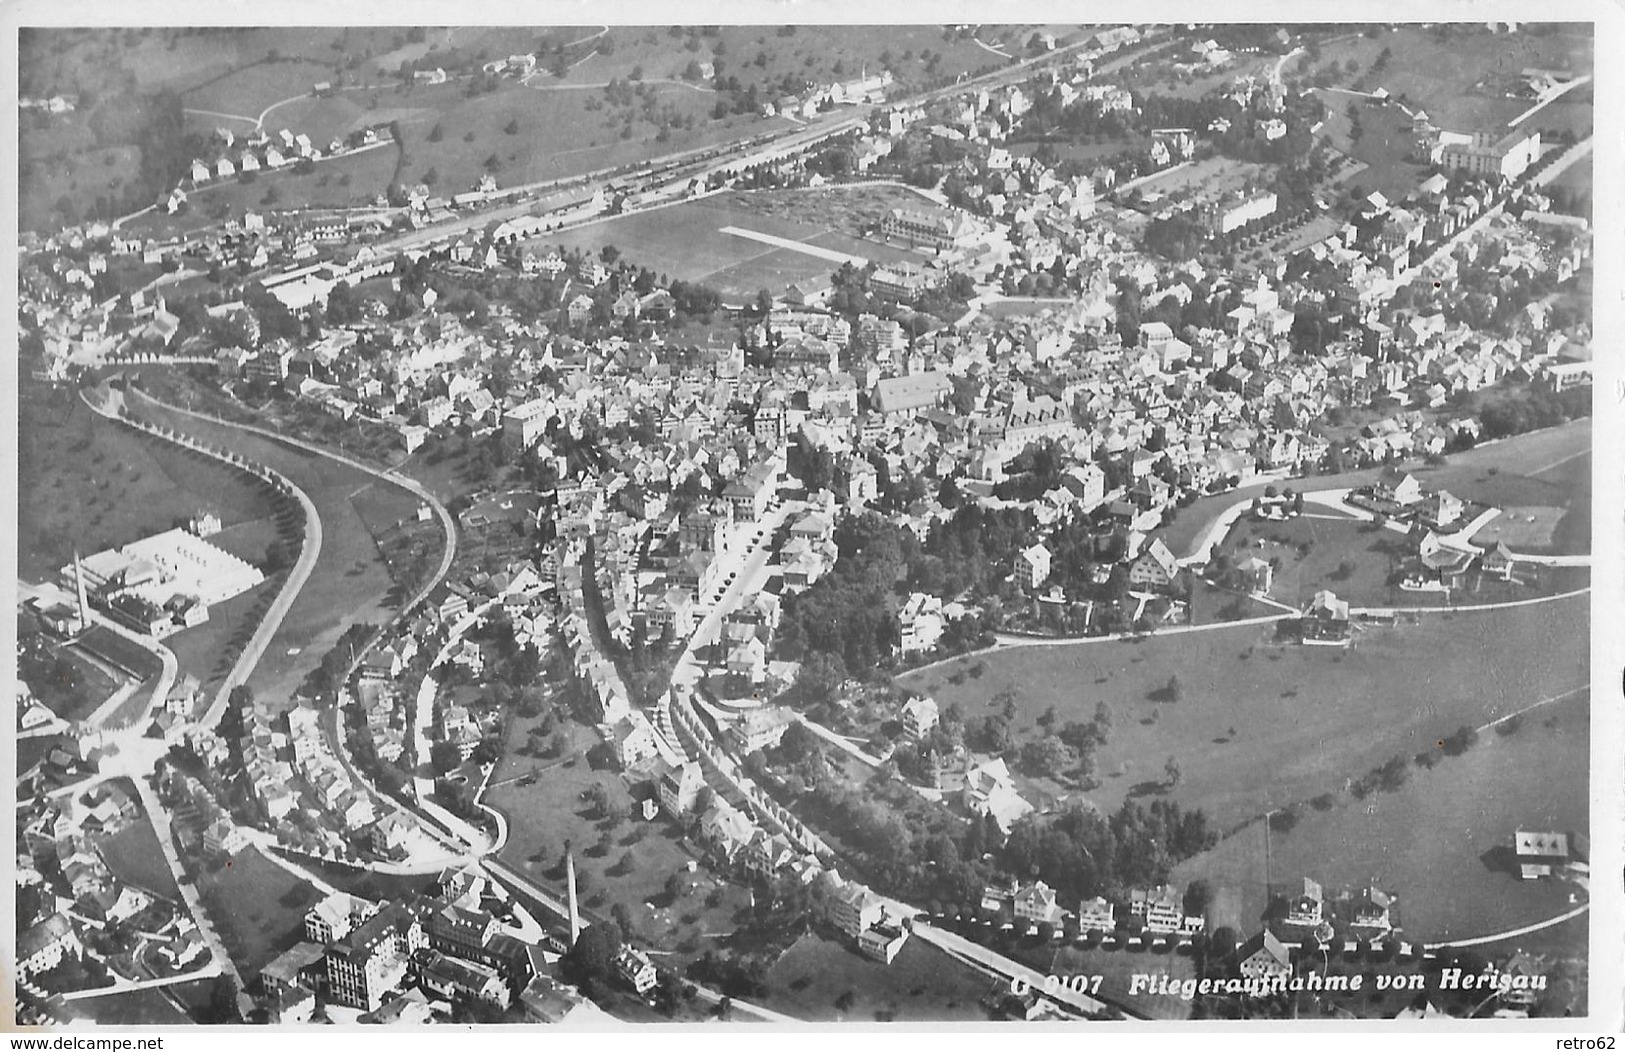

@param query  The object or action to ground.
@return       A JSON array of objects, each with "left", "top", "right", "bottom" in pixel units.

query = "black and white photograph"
[{"left": 7, "top": 6, "right": 1615, "bottom": 1032}]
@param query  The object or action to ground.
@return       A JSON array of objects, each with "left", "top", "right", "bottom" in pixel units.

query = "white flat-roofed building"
[{"left": 67, "top": 527, "right": 265, "bottom": 609}]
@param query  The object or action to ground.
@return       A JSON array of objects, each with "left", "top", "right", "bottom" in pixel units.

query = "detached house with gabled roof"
[
  {"left": 659, "top": 760, "right": 706, "bottom": 817},
  {"left": 1238, "top": 928, "right": 1292, "bottom": 984},
  {"left": 900, "top": 695, "right": 939, "bottom": 738},
  {"left": 1014, "top": 542, "right": 1051, "bottom": 589},
  {"left": 1300, "top": 589, "right": 1350, "bottom": 644},
  {"left": 1283, "top": 876, "right": 1325, "bottom": 928},
  {"left": 1345, "top": 886, "right": 1395, "bottom": 937},
  {"left": 1128, "top": 537, "right": 1180, "bottom": 590}
]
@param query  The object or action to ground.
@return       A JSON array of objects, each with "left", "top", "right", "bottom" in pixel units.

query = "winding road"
[{"left": 106, "top": 388, "right": 327, "bottom": 732}]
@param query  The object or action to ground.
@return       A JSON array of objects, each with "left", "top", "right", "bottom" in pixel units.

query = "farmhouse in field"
[
  {"left": 1513, "top": 829, "right": 1587, "bottom": 880},
  {"left": 1298, "top": 589, "right": 1350, "bottom": 645}
]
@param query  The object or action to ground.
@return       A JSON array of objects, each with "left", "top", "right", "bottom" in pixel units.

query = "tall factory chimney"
[
  {"left": 565, "top": 839, "right": 581, "bottom": 948},
  {"left": 73, "top": 550, "right": 90, "bottom": 629}
]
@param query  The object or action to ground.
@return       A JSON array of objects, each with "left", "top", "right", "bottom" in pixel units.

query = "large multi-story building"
[
  {"left": 879, "top": 207, "right": 978, "bottom": 250},
  {"left": 502, "top": 397, "right": 552, "bottom": 453},
  {"left": 727, "top": 706, "right": 794, "bottom": 754},
  {"left": 1200, "top": 190, "right": 1278, "bottom": 236},
  {"left": 870, "top": 262, "right": 949, "bottom": 301},
  {"left": 324, "top": 903, "right": 422, "bottom": 1011},
  {"left": 1440, "top": 129, "right": 1541, "bottom": 181},
  {"left": 658, "top": 760, "right": 706, "bottom": 817},
  {"left": 828, "top": 882, "right": 885, "bottom": 937},
  {"left": 722, "top": 459, "right": 779, "bottom": 524}
]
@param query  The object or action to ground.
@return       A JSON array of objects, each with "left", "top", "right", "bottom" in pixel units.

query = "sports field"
[
  {"left": 541, "top": 193, "right": 917, "bottom": 301},
  {"left": 900, "top": 590, "right": 1587, "bottom": 831}
]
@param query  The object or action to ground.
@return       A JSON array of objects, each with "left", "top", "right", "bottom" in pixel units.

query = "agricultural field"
[
  {"left": 901, "top": 590, "right": 1587, "bottom": 832},
  {"left": 186, "top": 144, "right": 401, "bottom": 218},
  {"left": 1372, "top": 25, "right": 1587, "bottom": 132},
  {"left": 1173, "top": 691, "right": 1588, "bottom": 944},
  {"left": 542, "top": 25, "right": 1005, "bottom": 101},
  {"left": 17, "top": 382, "right": 280, "bottom": 581},
  {"left": 761, "top": 932, "right": 996, "bottom": 1022},
  {"left": 540, "top": 193, "right": 917, "bottom": 301},
  {"left": 196, "top": 845, "right": 322, "bottom": 979},
  {"left": 1306, "top": 25, "right": 1590, "bottom": 132}
]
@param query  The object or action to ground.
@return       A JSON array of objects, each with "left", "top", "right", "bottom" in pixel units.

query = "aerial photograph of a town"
[{"left": 10, "top": 16, "right": 1601, "bottom": 1029}]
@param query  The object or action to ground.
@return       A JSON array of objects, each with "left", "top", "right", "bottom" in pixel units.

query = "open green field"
[
  {"left": 18, "top": 383, "right": 279, "bottom": 580},
  {"left": 393, "top": 79, "right": 761, "bottom": 196},
  {"left": 164, "top": 583, "right": 277, "bottom": 697},
  {"left": 543, "top": 25, "right": 1002, "bottom": 102},
  {"left": 1316, "top": 93, "right": 1428, "bottom": 203},
  {"left": 206, "top": 516, "right": 283, "bottom": 567},
  {"left": 717, "top": 184, "right": 945, "bottom": 240},
  {"left": 761, "top": 932, "right": 996, "bottom": 1022},
  {"left": 1417, "top": 445, "right": 1590, "bottom": 556},
  {"left": 901, "top": 591, "right": 1587, "bottom": 831},
  {"left": 99, "top": 811, "right": 181, "bottom": 898},
  {"left": 17, "top": 26, "right": 402, "bottom": 229},
  {"left": 124, "top": 391, "right": 407, "bottom": 705},
  {"left": 541, "top": 193, "right": 916, "bottom": 300},
  {"left": 191, "top": 144, "right": 400, "bottom": 215},
  {"left": 1174, "top": 692, "right": 1588, "bottom": 944},
  {"left": 197, "top": 845, "right": 321, "bottom": 979},
  {"left": 1044, "top": 939, "right": 1199, "bottom": 1020},
  {"left": 68, "top": 987, "right": 194, "bottom": 1025},
  {"left": 1312, "top": 25, "right": 1590, "bottom": 132},
  {"left": 33, "top": 645, "right": 123, "bottom": 721},
  {"left": 124, "top": 147, "right": 401, "bottom": 237},
  {"left": 20, "top": 24, "right": 1024, "bottom": 232}
]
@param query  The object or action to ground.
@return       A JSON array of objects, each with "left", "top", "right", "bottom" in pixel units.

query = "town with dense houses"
[{"left": 14, "top": 20, "right": 1595, "bottom": 1027}]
